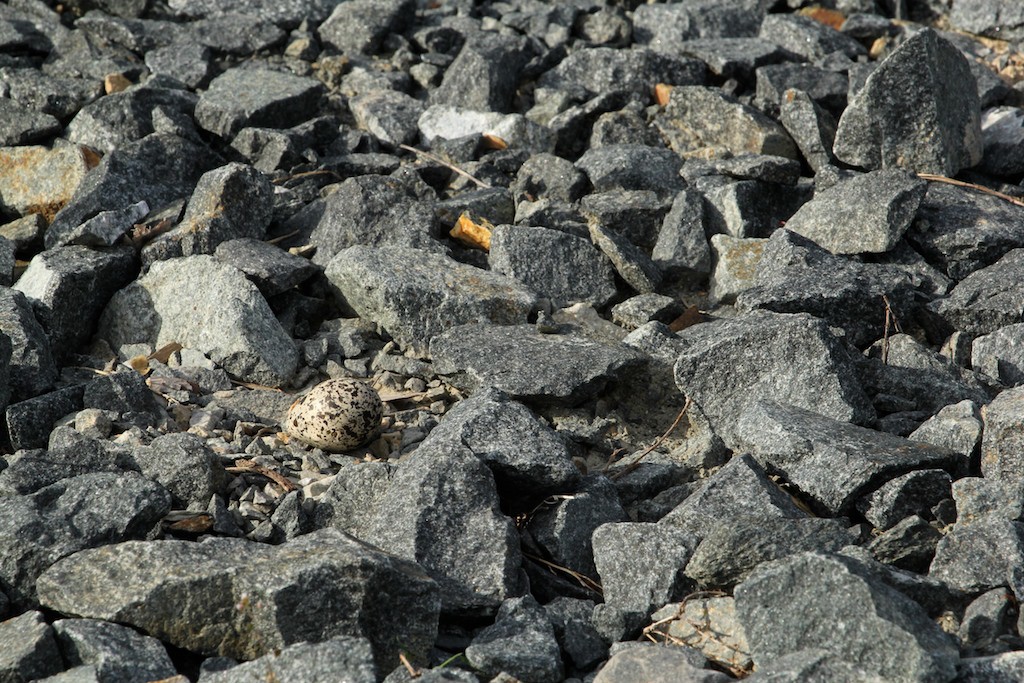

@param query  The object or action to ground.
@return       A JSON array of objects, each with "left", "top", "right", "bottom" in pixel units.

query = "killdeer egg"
[{"left": 286, "top": 379, "right": 384, "bottom": 452}]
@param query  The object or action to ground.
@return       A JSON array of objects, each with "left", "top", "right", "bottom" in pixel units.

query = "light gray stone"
[
  {"left": 202, "top": 638, "right": 377, "bottom": 683},
  {"left": 52, "top": 619, "right": 175, "bottom": 683}
]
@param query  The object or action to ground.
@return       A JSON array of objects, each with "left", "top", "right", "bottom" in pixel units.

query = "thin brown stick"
[
  {"left": 918, "top": 172, "right": 1024, "bottom": 208},
  {"left": 880, "top": 294, "right": 902, "bottom": 365},
  {"left": 399, "top": 653, "right": 420, "bottom": 679},
  {"left": 226, "top": 460, "right": 298, "bottom": 492},
  {"left": 522, "top": 551, "right": 603, "bottom": 595},
  {"left": 608, "top": 397, "right": 693, "bottom": 480},
  {"left": 398, "top": 144, "right": 493, "bottom": 189}
]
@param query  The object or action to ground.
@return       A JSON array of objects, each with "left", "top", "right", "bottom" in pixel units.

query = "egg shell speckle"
[{"left": 286, "top": 379, "right": 384, "bottom": 452}]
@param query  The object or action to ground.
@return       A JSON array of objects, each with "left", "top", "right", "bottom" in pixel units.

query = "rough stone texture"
[
  {"left": 655, "top": 86, "right": 798, "bottom": 160},
  {"left": 510, "top": 153, "right": 589, "bottom": 204},
  {"left": 5, "top": 385, "right": 86, "bottom": 452},
  {"left": 735, "top": 400, "right": 959, "bottom": 516},
  {"left": 202, "top": 638, "right": 377, "bottom": 683},
  {"left": 781, "top": 169, "right": 927, "bottom": 255},
  {"left": 673, "top": 311, "right": 874, "bottom": 447},
  {"left": 833, "top": 29, "right": 982, "bottom": 175},
  {"left": 0, "top": 428, "right": 138, "bottom": 496},
  {"left": 538, "top": 47, "right": 706, "bottom": 102},
  {"left": 649, "top": 597, "right": 752, "bottom": 674},
  {"left": 326, "top": 246, "right": 537, "bottom": 354},
  {"left": 779, "top": 88, "right": 838, "bottom": 173},
  {"left": 14, "top": 245, "right": 137, "bottom": 363},
  {"left": 36, "top": 529, "right": 440, "bottom": 670},
  {"left": 759, "top": 13, "right": 866, "bottom": 61},
  {"left": 318, "top": 0, "right": 414, "bottom": 55},
  {"left": 65, "top": 82, "right": 198, "bottom": 153},
  {"left": 0, "top": 472, "right": 171, "bottom": 607},
  {"left": 431, "top": 33, "right": 529, "bottom": 114},
  {"left": 866, "top": 515, "right": 943, "bottom": 575},
  {"left": 465, "top": 596, "right": 563, "bottom": 683},
  {"left": 949, "top": 0, "right": 1024, "bottom": 41},
  {"left": 131, "top": 432, "right": 227, "bottom": 508},
  {"left": 594, "top": 645, "right": 730, "bottom": 683},
  {"left": 0, "top": 98, "right": 60, "bottom": 146},
  {"left": 98, "top": 255, "right": 297, "bottom": 387},
  {"left": 52, "top": 618, "right": 176, "bottom": 683},
  {"left": 708, "top": 234, "right": 767, "bottom": 304},
  {"left": 856, "top": 469, "right": 952, "bottom": 531},
  {"left": 214, "top": 238, "right": 319, "bottom": 298},
  {"left": 929, "top": 516, "right": 1024, "bottom": 596},
  {"left": 588, "top": 220, "right": 662, "bottom": 295},
  {"left": 910, "top": 400, "right": 983, "bottom": 459},
  {"left": 194, "top": 67, "right": 325, "bottom": 139},
  {"left": 0, "top": 145, "right": 95, "bottom": 223},
  {"left": 351, "top": 89, "right": 425, "bottom": 147},
  {"left": 432, "top": 323, "right": 643, "bottom": 406},
  {"left": 930, "top": 249, "right": 1024, "bottom": 338},
  {"left": 735, "top": 552, "right": 959, "bottom": 682},
  {"left": 0, "top": 287, "right": 56, "bottom": 403},
  {"left": 980, "top": 386, "right": 1024, "bottom": 487},
  {"left": 574, "top": 144, "right": 684, "bottom": 199},
  {"left": 978, "top": 106, "right": 1024, "bottom": 177},
  {"left": 489, "top": 224, "right": 617, "bottom": 308},
  {"left": 0, "top": 611, "right": 63, "bottom": 683},
  {"left": 652, "top": 189, "right": 712, "bottom": 282},
  {"left": 957, "top": 652, "right": 1024, "bottom": 682},
  {"left": 973, "top": 324, "right": 1024, "bottom": 387}
]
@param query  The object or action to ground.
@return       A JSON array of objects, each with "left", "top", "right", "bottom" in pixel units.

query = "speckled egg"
[{"left": 285, "top": 379, "right": 384, "bottom": 452}]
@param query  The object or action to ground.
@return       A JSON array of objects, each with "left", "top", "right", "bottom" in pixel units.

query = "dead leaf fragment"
[
  {"left": 450, "top": 212, "right": 492, "bottom": 251},
  {"left": 668, "top": 305, "right": 707, "bottom": 332},
  {"left": 481, "top": 133, "right": 508, "bottom": 150},
  {"left": 150, "top": 341, "right": 183, "bottom": 364},
  {"left": 799, "top": 7, "right": 846, "bottom": 31},
  {"left": 127, "top": 355, "right": 151, "bottom": 376},
  {"left": 104, "top": 73, "right": 131, "bottom": 94},
  {"left": 654, "top": 83, "right": 673, "bottom": 106}
]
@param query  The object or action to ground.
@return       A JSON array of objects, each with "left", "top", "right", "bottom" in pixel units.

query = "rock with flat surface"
[
  {"left": 465, "top": 596, "right": 563, "bottom": 683},
  {"left": 0, "top": 611, "right": 62, "bottom": 683},
  {"left": 202, "top": 638, "right": 377, "bottom": 683},
  {"left": 930, "top": 516, "right": 1024, "bottom": 596},
  {"left": 194, "top": 67, "right": 325, "bottom": 139},
  {"left": 973, "top": 324, "right": 1024, "bottom": 387},
  {"left": 0, "top": 145, "right": 96, "bottom": 223},
  {"left": 539, "top": 47, "right": 705, "bottom": 102},
  {"left": 52, "top": 618, "right": 176, "bottom": 683},
  {"left": 930, "top": 249, "right": 1024, "bottom": 338}
]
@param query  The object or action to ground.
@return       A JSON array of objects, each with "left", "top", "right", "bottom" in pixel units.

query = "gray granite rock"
[
  {"left": 0, "top": 145, "right": 91, "bottom": 229},
  {"left": 0, "top": 287, "right": 56, "bottom": 403},
  {"left": 0, "top": 98, "right": 60, "bottom": 146},
  {"left": 579, "top": 189, "right": 674, "bottom": 250},
  {"left": 5, "top": 385, "right": 86, "bottom": 452},
  {"left": 865, "top": 515, "right": 943, "bottom": 574},
  {"left": 543, "top": 597, "right": 607, "bottom": 672},
  {"left": 833, "top": 28, "right": 982, "bottom": 175},
  {"left": 673, "top": 311, "right": 874, "bottom": 448},
  {"left": 677, "top": 37, "right": 788, "bottom": 81},
  {"left": 654, "top": 86, "right": 798, "bottom": 160},
  {"left": 856, "top": 469, "right": 952, "bottom": 531},
  {"left": 431, "top": 32, "right": 529, "bottom": 114},
  {"left": 14, "top": 245, "right": 136, "bottom": 363},
  {"left": 0, "top": 67, "right": 101, "bottom": 120},
  {"left": 489, "top": 224, "right": 617, "bottom": 308},
  {"left": 144, "top": 40, "right": 211, "bottom": 89},
  {"left": 214, "top": 238, "right": 319, "bottom": 298},
  {"left": 350, "top": 89, "right": 425, "bottom": 147},
  {"left": 361, "top": 437, "right": 520, "bottom": 614},
  {"left": 632, "top": 0, "right": 766, "bottom": 45},
  {"left": 910, "top": 400, "right": 982, "bottom": 459},
  {"left": 432, "top": 323, "right": 643, "bottom": 406},
  {"left": 538, "top": 47, "right": 705, "bottom": 102},
  {"left": 930, "top": 516, "right": 1024, "bottom": 596},
  {"left": 685, "top": 517, "right": 857, "bottom": 589},
  {"left": 781, "top": 169, "right": 927, "bottom": 255},
  {"left": 0, "top": 611, "right": 62, "bottom": 683},
  {"left": 0, "top": 428, "right": 138, "bottom": 496},
  {"left": 510, "top": 153, "right": 589, "bottom": 205},
  {"left": 52, "top": 618, "right": 175, "bottom": 683},
  {"left": 610, "top": 295, "right": 685, "bottom": 331},
  {"left": 978, "top": 106, "right": 1024, "bottom": 177},
  {"left": 65, "top": 81, "right": 197, "bottom": 153},
  {"left": 313, "top": 461, "right": 395, "bottom": 539},
  {"left": 735, "top": 229, "right": 918, "bottom": 348},
  {"left": 202, "top": 637, "right": 377, "bottom": 683},
  {"left": 131, "top": 432, "right": 227, "bottom": 508},
  {"left": 98, "top": 255, "right": 297, "bottom": 387},
  {"left": 779, "top": 88, "right": 838, "bottom": 173},
  {"left": 325, "top": 246, "right": 538, "bottom": 354},
  {"left": 194, "top": 67, "right": 325, "bottom": 139},
  {"left": 659, "top": 454, "right": 808, "bottom": 537},
  {"left": 735, "top": 552, "right": 958, "bottom": 682},
  {"left": 465, "top": 596, "right": 563, "bottom": 683},
  {"left": 575, "top": 145, "right": 684, "bottom": 199},
  {"left": 588, "top": 220, "right": 662, "bottom": 295},
  {"left": 972, "top": 324, "right": 1024, "bottom": 387},
  {"left": 755, "top": 64, "right": 848, "bottom": 119},
  {"left": 58, "top": 201, "right": 149, "bottom": 249},
  {"left": 930, "top": 249, "right": 1024, "bottom": 338},
  {"left": 980, "top": 386, "right": 1024, "bottom": 487},
  {"left": 36, "top": 528, "right": 439, "bottom": 669},
  {"left": 0, "top": 472, "right": 171, "bottom": 607},
  {"left": 423, "top": 387, "right": 579, "bottom": 505},
  {"left": 707, "top": 234, "right": 767, "bottom": 304},
  {"left": 759, "top": 13, "right": 866, "bottom": 61},
  {"left": 318, "top": 0, "right": 414, "bottom": 55},
  {"left": 735, "top": 400, "right": 959, "bottom": 516},
  {"left": 958, "top": 587, "right": 1012, "bottom": 654},
  {"left": 593, "top": 644, "right": 731, "bottom": 683},
  {"left": 652, "top": 189, "right": 712, "bottom": 283},
  {"left": 949, "top": 0, "right": 1024, "bottom": 41}
]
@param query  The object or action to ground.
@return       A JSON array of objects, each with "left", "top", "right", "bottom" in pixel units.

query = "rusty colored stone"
[{"left": 0, "top": 145, "right": 99, "bottom": 222}]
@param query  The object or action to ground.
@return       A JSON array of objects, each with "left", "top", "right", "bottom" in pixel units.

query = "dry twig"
[
  {"left": 226, "top": 459, "right": 298, "bottom": 492},
  {"left": 522, "top": 551, "right": 603, "bottom": 595},
  {"left": 608, "top": 397, "right": 693, "bottom": 480},
  {"left": 398, "top": 144, "right": 493, "bottom": 189},
  {"left": 880, "top": 294, "right": 902, "bottom": 365},
  {"left": 918, "top": 172, "right": 1024, "bottom": 208},
  {"left": 399, "top": 653, "right": 420, "bottom": 679}
]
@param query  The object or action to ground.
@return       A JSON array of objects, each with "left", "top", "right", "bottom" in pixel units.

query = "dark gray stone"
[
  {"left": 930, "top": 516, "right": 1024, "bottom": 596},
  {"left": 574, "top": 145, "right": 684, "bottom": 199},
  {"left": 911, "top": 400, "right": 983, "bottom": 458},
  {"left": 194, "top": 67, "right": 325, "bottom": 139},
  {"left": 543, "top": 597, "right": 607, "bottom": 672},
  {"left": 318, "top": 0, "right": 414, "bottom": 55},
  {"left": 687, "top": 174, "right": 810, "bottom": 240},
  {"left": 949, "top": 0, "right": 1024, "bottom": 41},
  {"left": 930, "top": 248, "right": 1024, "bottom": 338},
  {"left": 144, "top": 40, "right": 211, "bottom": 89},
  {"left": 0, "top": 288, "right": 55, "bottom": 403},
  {"left": 958, "top": 588, "right": 1013, "bottom": 654},
  {"left": 735, "top": 400, "right": 960, "bottom": 516},
  {"left": 973, "top": 324, "right": 1024, "bottom": 387},
  {"left": 44, "top": 133, "right": 222, "bottom": 250},
  {"left": 632, "top": 0, "right": 766, "bottom": 45},
  {"left": 65, "top": 82, "right": 197, "bottom": 153},
  {"left": 0, "top": 472, "right": 171, "bottom": 607},
  {"left": 0, "top": 611, "right": 62, "bottom": 683},
  {"left": 611, "top": 295, "right": 686, "bottom": 332},
  {"left": 907, "top": 182, "right": 1024, "bottom": 280},
  {"left": 685, "top": 517, "right": 857, "bottom": 590},
  {"left": 36, "top": 529, "right": 439, "bottom": 670},
  {"left": 83, "top": 368, "right": 157, "bottom": 418},
  {"left": 325, "top": 246, "right": 538, "bottom": 354},
  {"left": 538, "top": 47, "right": 705, "bottom": 102},
  {"left": 0, "top": 429, "right": 137, "bottom": 496},
  {"left": 856, "top": 469, "right": 952, "bottom": 531},
  {"left": 866, "top": 515, "right": 943, "bottom": 574},
  {"left": 579, "top": 190, "right": 673, "bottom": 250},
  {"left": 735, "top": 552, "right": 959, "bottom": 682},
  {"left": 833, "top": 29, "right": 982, "bottom": 175},
  {"left": 755, "top": 63, "right": 848, "bottom": 119},
  {"left": 978, "top": 106, "right": 1024, "bottom": 177},
  {"left": 510, "top": 153, "right": 589, "bottom": 205},
  {"left": 313, "top": 462, "right": 395, "bottom": 537},
  {"left": 423, "top": 387, "right": 580, "bottom": 505},
  {"left": 654, "top": 86, "right": 798, "bottom": 160},
  {"left": 0, "top": 98, "right": 60, "bottom": 146},
  {"left": 361, "top": 437, "right": 520, "bottom": 614},
  {"left": 58, "top": 201, "right": 149, "bottom": 249},
  {"left": 673, "top": 311, "right": 874, "bottom": 448},
  {"left": 132, "top": 432, "right": 227, "bottom": 509},
  {"left": 741, "top": 648, "right": 909, "bottom": 682},
  {"left": 350, "top": 89, "right": 425, "bottom": 147},
  {"left": 979, "top": 386, "right": 1024, "bottom": 488},
  {"left": 214, "top": 238, "right": 319, "bottom": 298},
  {"left": 779, "top": 88, "right": 839, "bottom": 173},
  {"left": 681, "top": 153, "right": 802, "bottom": 186},
  {"left": 677, "top": 37, "right": 788, "bottom": 81},
  {"left": 189, "top": 14, "right": 286, "bottom": 55},
  {"left": 432, "top": 323, "right": 643, "bottom": 406},
  {"left": 98, "top": 255, "right": 298, "bottom": 387},
  {"left": 202, "top": 638, "right": 377, "bottom": 683},
  {"left": 464, "top": 596, "right": 563, "bottom": 683},
  {"left": 659, "top": 454, "right": 808, "bottom": 537},
  {"left": 168, "top": 0, "right": 344, "bottom": 28},
  {"left": 5, "top": 385, "right": 86, "bottom": 452},
  {"left": 735, "top": 229, "right": 918, "bottom": 348},
  {"left": 431, "top": 33, "right": 529, "bottom": 114},
  {"left": 52, "top": 618, "right": 175, "bottom": 683},
  {"left": 759, "top": 13, "right": 866, "bottom": 61},
  {"left": 782, "top": 169, "right": 927, "bottom": 255},
  {"left": 588, "top": 221, "right": 662, "bottom": 295},
  {"left": 489, "top": 224, "right": 617, "bottom": 308},
  {"left": 957, "top": 652, "right": 1024, "bottom": 682},
  {"left": 13, "top": 245, "right": 137, "bottom": 362},
  {"left": 593, "top": 644, "right": 730, "bottom": 683},
  {"left": 0, "top": 67, "right": 102, "bottom": 120},
  {"left": 652, "top": 189, "right": 712, "bottom": 281}
]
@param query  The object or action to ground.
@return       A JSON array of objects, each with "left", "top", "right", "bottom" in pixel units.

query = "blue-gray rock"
[
  {"left": 543, "top": 598, "right": 607, "bottom": 672},
  {"left": 202, "top": 638, "right": 377, "bottom": 683},
  {"left": 325, "top": 246, "right": 538, "bottom": 354},
  {"left": 652, "top": 189, "right": 712, "bottom": 282},
  {"left": 432, "top": 323, "right": 643, "bottom": 406},
  {"left": 464, "top": 596, "right": 563, "bottom": 683},
  {"left": 734, "top": 552, "right": 959, "bottom": 682},
  {"left": 575, "top": 144, "right": 684, "bottom": 199},
  {"left": 0, "top": 611, "right": 62, "bottom": 683},
  {"left": 98, "top": 255, "right": 298, "bottom": 387},
  {"left": 194, "top": 67, "right": 325, "bottom": 139},
  {"left": 611, "top": 294, "right": 686, "bottom": 331},
  {"left": 688, "top": 174, "right": 810, "bottom": 240},
  {"left": 833, "top": 28, "right": 982, "bottom": 175},
  {"left": 673, "top": 311, "right": 874, "bottom": 448},
  {"left": 735, "top": 400, "right": 960, "bottom": 516},
  {"left": 52, "top": 619, "right": 176, "bottom": 683},
  {"left": 13, "top": 245, "right": 137, "bottom": 362},
  {"left": 36, "top": 529, "right": 439, "bottom": 669},
  {"left": 930, "top": 248, "right": 1024, "bottom": 338},
  {"left": 189, "top": 14, "right": 286, "bottom": 55},
  {"left": 489, "top": 224, "right": 617, "bottom": 308},
  {"left": 781, "top": 169, "right": 927, "bottom": 255},
  {"left": 958, "top": 588, "right": 1013, "bottom": 654}
]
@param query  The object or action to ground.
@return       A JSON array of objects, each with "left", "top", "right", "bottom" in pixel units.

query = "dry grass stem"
[
  {"left": 522, "top": 551, "right": 603, "bottom": 595},
  {"left": 918, "top": 172, "right": 1024, "bottom": 208},
  {"left": 609, "top": 397, "right": 693, "bottom": 480},
  {"left": 399, "top": 144, "right": 493, "bottom": 189}
]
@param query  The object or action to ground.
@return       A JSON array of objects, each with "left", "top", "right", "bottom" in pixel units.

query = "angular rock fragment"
[
  {"left": 214, "top": 238, "right": 319, "bottom": 298},
  {"left": 779, "top": 88, "right": 838, "bottom": 173},
  {"left": 465, "top": 596, "right": 563, "bottom": 683},
  {"left": 673, "top": 311, "right": 873, "bottom": 447},
  {"left": 833, "top": 29, "right": 982, "bottom": 175},
  {"left": 756, "top": 64, "right": 847, "bottom": 118},
  {"left": 930, "top": 249, "right": 1024, "bottom": 338},
  {"left": 98, "top": 255, "right": 298, "bottom": 387},
  {"left": 735, "top": 552, "right": 958, "bottom": 682},
  {"left": 856, "top": 469, "right": 952, "bottom": 531},
  {"left": 949, "top": 0, "right": 1024, "bottom": 41},
  {"left": 0, "top": 98, "right": 60, "bottom": 146},
  {"left": 579, "top": 189, "right": 674, "bottom": 249},
  {"left": 65, "top": 81, "right": 198, "bottom": 153},
  {"left": 574, "top": 144, "right": 683, "bottom": 198},
  {"left": 593, "top": 644, "right": 730, "bottom": 683},
  {"left": 759, "top": 14, "right": 866, "bottom": 61},
  {"left": 866, "top": 515, "right": 943, "bottom": 574},
  {"left": 325, "top": 246, "right": 538, "bottom": 353},
  {"left": 203, "top": 638, "right": 377, "bottom": 683},
  {"left": 930, "top": 516, "right": 1024, "bottom": 596},
  {"left": 707, "top": 234, "right": 767, "bottom": 304},
  {"left": 0, "top": 145, "right": 96, "bottom": 223},
  {"left": 735, "top": 401, "right": 960, "bottom": 516},
  {"left": 0, "top": 428, "right": 138, "bottom": 496},
  {"left": 36, "top": 529, "right": 439, "bottom": 669},
  {"left": 5, "top": 385, "right": 86, "bottom": 452},
  {"left": 431, "top": 33, "right": 529, "bottom": 113},
  {"left": 538, "top": 47, "right": 705, "bottom": 101},
  {"left": 318, "top": 0, "right": 414, "bottom": 55},
  {"left": 648, "top": 596, "right": 752, "bottom": 674},
  {"left": 194, "top": 67, "right": 325, "bottom": 139},
  {"left": 678, "top": 37, "right": 788, "bottom": 81},
  {"left": 0, "top": 68, "right": 101, "bottom": 120},
  {"left": 131, "top": 432, "right": 227, "bottom": 508},
  {"left": 588, "top": 221, "right": 662, "bottom": 294},
  {"left": 52, "top": 618, "right": 176, "bottom": 683},
  {"left": 350, "top": 89, "right": 425, "bottom": 146},
  {"left": 972, "top": 324, "right": 1024, "bottom": 387},
  {"left": 979, "top": 386, "right": 1024, "bottom": 487},
  {"left": 432, "top": 323, "right": 643, "bottom": 406},
  {"left": 0, "top": 611, "right": 62, "bottom": 682},
  {"left": 633, "top": 0, "right": 766, "bottom": 44},
  {"left": 652, "top": 189, "right": 711, "bottom": 282},
  {"left": 0, "top": 287, "right": 56, "bottom": 403},
  {"left": 781, "top": 169, "right": 927, "bottom": 255},
  {"left": 910, "top": 400, "right": 982, "bottom": 459}
]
